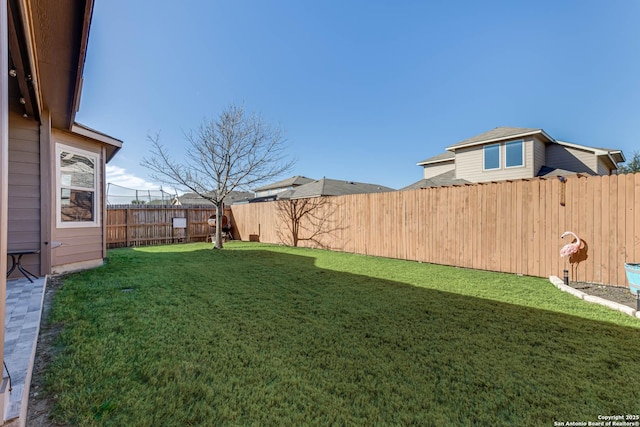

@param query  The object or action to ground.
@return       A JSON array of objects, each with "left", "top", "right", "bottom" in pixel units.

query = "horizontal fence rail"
[
  {"left": 229, "top": 173, "right": 640, "bottom": 288},
  {"left": 106, "top": 205, "right": 229, "bottom": 248}
]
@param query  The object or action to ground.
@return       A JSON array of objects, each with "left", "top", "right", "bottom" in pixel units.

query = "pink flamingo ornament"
[{"left": 560, "top": 231, "right": 581, "bottom": 258}]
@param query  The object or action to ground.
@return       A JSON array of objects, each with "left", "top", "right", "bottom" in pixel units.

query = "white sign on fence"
[{"left": 172, "top": 217, "right": 187, "bottom": 228}]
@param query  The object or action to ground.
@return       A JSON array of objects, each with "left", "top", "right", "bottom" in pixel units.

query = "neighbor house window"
[
  {"left": 505, "top": 139, "right": 524, "bottom": 168},
  {"left": 483, "top": 143, "right": 500, "bottom": 170},
  {"left": 56, "top": 144, "right": 100, "bottom": 227}
]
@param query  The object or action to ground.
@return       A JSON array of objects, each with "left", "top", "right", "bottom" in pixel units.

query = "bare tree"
[
  {"left": 141, "top": 104, "right": 293, "bottom": 248},
  {"left": 276, "top": 197, "right": 343, "bottom": 248}
]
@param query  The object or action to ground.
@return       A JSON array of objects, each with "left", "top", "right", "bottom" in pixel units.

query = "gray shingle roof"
[
  {"left": 277, "top": 178, "right": 394, "bottom": 199},
  {"left": 253, "top": 175, "right": 315, "bottom": 192},
  {"left": 176, "top": 190, "right": 254, "bottom": 205},
  {"left": 417, "top": 151, "right": 455, "bottom": 165},
  {"left": 446, "top": 127, "right": 553, "bottom": 150},
  {"left": 536, "top": 166, "right": 587, "bottom": 178},
  {"left": 400, "top": 170, "right": 470, "bottom": 190}
]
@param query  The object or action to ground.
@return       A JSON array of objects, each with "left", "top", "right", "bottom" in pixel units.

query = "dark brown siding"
[{"left": 7, "top": 112, "right": 40, "bottom": 278}]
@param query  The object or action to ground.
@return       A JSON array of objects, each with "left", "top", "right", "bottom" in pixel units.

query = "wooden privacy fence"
[
  {"left": 230, "top": 173, "right": 640, "bottom": 288},
  {"left": 106, "top": 205, "right": 229, "bottom": 248}
]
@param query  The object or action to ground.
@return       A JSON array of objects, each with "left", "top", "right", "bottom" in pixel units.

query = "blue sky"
[{"left": 76, "top": 0, "right": 640, "bottom": 193}]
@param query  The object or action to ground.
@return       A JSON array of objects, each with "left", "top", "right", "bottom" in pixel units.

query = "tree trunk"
[
  {"left": 292, "top": 220, "right": 299, "bottom": 247},
  {"left": 215, "top": 201, "right": 224, "bottom": 249}
]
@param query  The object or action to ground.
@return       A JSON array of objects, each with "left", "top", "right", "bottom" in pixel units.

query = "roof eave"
[
  {"left": 8, "top": 0, "right": 42, "bottom": 120},
  {"left": 26, "top": 0, "right": 95, "bottom": 129},
  {"left": 555, "top": 140, "right": 601, "bottom": 154},
  {"left": 71, "top": 122, "right": 123, "bottom": 162},
  {"left": 70, "top": 1, "right": 94, "bottom": 125},
  {"left": 446, "top": 129, "right": 555, "bottom": 151},
  {"left": 608, "top": 150, "right": 625, "bottom": 164},
  {"left": 416, "top": 158, "right": 455, "bottom": 167}
]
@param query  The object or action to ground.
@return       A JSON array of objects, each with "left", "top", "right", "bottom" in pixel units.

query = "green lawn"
[{"left": 46, "top": 242, "right": 640, "bottom": 426}]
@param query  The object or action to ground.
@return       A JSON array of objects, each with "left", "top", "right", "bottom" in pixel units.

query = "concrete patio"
[{"left": 3, "top": 276, "right": 46, "bottom": 426}]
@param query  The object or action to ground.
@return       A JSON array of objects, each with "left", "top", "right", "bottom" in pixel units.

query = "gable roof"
[
  {"left": 417, "top": 151, "right": 454, "bottom": 166},
  {"left": 401, "top": 170, "right": 470, "bottom": 190},
  {"left": 446, "top": 127, "right": 555, "bottom": 151},
  {"left": 277, "top": 178, "right": 394, "bottom": 200},
  {"left": 254, "top": 175, "right": 315, "bottom": 192}
]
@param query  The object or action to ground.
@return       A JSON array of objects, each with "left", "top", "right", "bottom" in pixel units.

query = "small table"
[{"left": 6, "top": 250, "right": 40, "bottom": 283}]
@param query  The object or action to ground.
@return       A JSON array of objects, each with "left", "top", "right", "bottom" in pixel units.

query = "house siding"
[
  {"left": 455, "top": 137, "right": 536, "bottom": 182},
  {"left": 51, "top": 130, "right": 105, "bottom": 271},
  {"left": 532, "top": 136, "right": 547, "bottom": 175},
  {"left": 7, "top": 113, "right": 41, "bottom": 278},
  {"left": 597, "top": 157, "right": 611, "bottom": 175},
  {"left": 255, "top": 187, "right": 290, "bottom": 197},
  {"left": 423, "top": 161, "right": 455, "bottom": 179},
  {"left": 545, "top": 144, "right": 597, "bottom": 174}
]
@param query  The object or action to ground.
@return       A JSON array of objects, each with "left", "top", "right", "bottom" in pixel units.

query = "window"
[
  {"left": 505, "top": 140, "right": 524, "bottom": 168},
  {"left": 483, "top": 144, "right": 500, "bottom": 170},
  {"left": 56, "top": 144, "right": 100, "bottom": 227}
]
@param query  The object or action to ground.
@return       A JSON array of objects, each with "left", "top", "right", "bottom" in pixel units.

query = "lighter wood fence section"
[
  {"left": 106, "top": 205, "right": 225, "bottom": 248},
  {"left": 230, "top": 173, "right": 640, "bottom": 288}
]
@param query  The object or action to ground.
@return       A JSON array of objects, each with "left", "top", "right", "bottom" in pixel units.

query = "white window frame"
[
  {"left": 483, "top": 143, "right": 501, "bottom": 171},
  {"left": 55, "top": 143, "right": 101, "bottom": 228},
  {"left": 505, "top": 139, "right": 525, "bottom": 168}
]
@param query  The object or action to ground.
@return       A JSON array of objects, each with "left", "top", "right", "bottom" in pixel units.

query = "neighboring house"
[
  {"left": 174, "top": 190, "right": 254, "bottom": 206},
  {"left": 277, "top": 178, "right": 394, "bottom": 200},
  {"left": 253, "top": 175, "right": 315, "bottom": 199},
  {"left": 404, "top": 127, "right": 625, "bottom": 189}
]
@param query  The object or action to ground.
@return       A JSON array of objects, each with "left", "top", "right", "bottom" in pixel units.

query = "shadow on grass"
[{"left": 49, "top": 243, "right": 640, "bottom": 426}]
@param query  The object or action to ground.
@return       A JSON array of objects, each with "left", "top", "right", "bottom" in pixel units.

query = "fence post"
[
  {"left": 185, "top": 208, "right": 190, "bottom": 242},
  {"left": 126, "top": 207, "right": 130, "bottom": 247}
]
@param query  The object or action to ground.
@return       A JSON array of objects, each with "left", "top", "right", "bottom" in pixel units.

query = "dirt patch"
[
  {"left": 568, "top": 281, "right": 639, "bottom": 310},
  {"left": 26, "top": 275, "right": 69, "bottom": 427}
]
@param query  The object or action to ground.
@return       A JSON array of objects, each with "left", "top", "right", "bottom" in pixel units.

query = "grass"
[{"left": 46, "top": 242, "right": 640, "bottom": 426}]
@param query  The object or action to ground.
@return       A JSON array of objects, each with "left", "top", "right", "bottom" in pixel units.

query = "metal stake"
[{"left": 563, "top": 269, "right": 569, "bottom": 286}]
